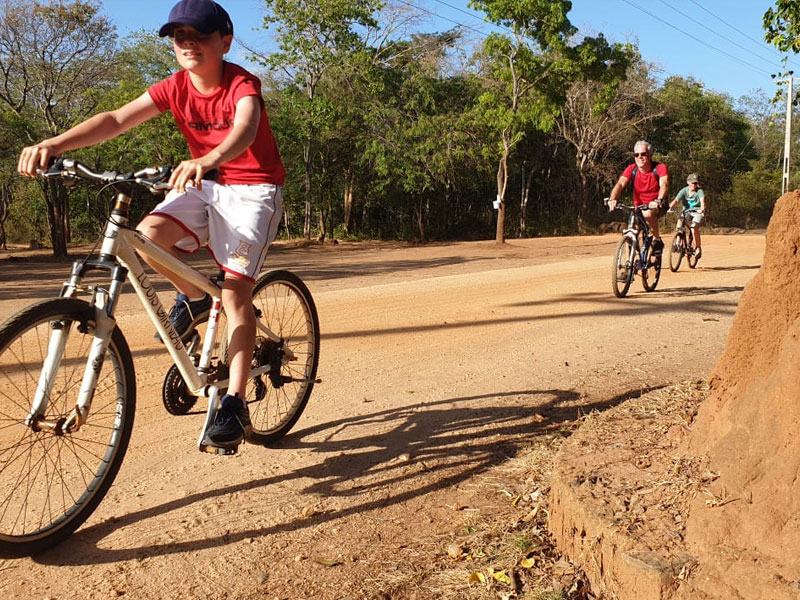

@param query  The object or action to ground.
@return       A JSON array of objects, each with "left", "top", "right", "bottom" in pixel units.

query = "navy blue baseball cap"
[{"left": 159, "top": 0, "right": 233, "bottom": 37}]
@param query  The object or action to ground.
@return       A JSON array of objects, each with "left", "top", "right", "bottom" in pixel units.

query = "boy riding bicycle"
[
  {"left": 17, "top": 0, "right": 285, "bottom": 451},
  {"left": 668, "top": 173, "right": 706, "bottom": 259}
]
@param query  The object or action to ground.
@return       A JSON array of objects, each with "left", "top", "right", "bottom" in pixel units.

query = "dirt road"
[{"left": 0, "top": 233, "right": 764, "bottom": 600}]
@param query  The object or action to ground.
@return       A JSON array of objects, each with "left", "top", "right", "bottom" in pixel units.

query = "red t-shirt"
[
  {"left": 148, "top": 62, "right": 285, "bottom": 186},
  {"left": 622, "top": 162, "right": 668, "bottom": 207}
]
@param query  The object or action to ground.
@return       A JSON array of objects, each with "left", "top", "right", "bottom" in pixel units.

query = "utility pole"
[{"left": 775, "top": 72, "right": 796, "bottom": 195}]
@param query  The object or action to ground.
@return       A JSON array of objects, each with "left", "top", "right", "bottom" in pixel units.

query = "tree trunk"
[
  {"left": 343, "top": 169, "right": 354, "bottom": 236},
  {"left": 414, "top": 196, "right": 425, "bottom": 242},
  {"left": 0, "top": 183, "right": 10, "bottom": 250},
  {"left": 44, "top": 179, "right": 68, "bottom": 258},
  {"left": 317, "top": 210, "right": 326, "bottom": 242},
  {"left": 519, "top": 162, "right": 534, "bottom": 236},
  {"left": 576, "top": 170, "right": 590, "bottom": 233},
  {"left": 495, "top": 149, "right": 509, "bottom": 244},
  {"left": 303, "top": 139, "right": 313, "bottom": 240}
]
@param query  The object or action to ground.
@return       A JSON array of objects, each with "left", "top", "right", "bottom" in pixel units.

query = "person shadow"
[{"left": 33, "top": 384, "right": 661, "bottom": 565}]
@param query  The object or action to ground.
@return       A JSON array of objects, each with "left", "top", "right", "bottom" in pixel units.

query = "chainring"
[{"left": 161, "top": 363, "right": 199, "bottom": 415}]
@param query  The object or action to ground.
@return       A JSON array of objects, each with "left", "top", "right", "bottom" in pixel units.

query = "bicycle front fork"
[{"left": 27, "top": 289, "right": 117, "bottom": 435}]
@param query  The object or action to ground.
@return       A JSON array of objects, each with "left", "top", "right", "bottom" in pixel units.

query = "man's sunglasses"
[{"left": 633, "top": 152, "right": 649, "bottom": 158}]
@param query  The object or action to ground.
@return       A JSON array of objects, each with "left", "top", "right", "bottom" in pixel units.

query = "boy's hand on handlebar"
[
  {"left": 605, "top": 197, "right": 617, "bottom": 211},
  {"left": 168, "top": 157, "right": 216, "bottom": 193},
  {"left": 18, "top": 143, "right": 59, "bottom": 177}
]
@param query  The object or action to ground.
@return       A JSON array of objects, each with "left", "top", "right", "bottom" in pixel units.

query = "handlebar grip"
[{"left": 36, "top": 157, "right": 66, "bottom": 177}]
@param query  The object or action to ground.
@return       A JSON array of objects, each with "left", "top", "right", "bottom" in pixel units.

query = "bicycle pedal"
[{"left": 199, "top": 443, "right": 238, "bottom": 456}]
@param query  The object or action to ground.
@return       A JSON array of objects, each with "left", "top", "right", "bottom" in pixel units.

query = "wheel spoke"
[{"left": 0, "top": 299, "right": 135, "bottom": 555}]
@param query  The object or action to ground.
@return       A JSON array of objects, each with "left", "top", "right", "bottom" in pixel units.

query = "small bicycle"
[
  {"left": 606, "top": 200, "right": 663, "bottom": 298},
  {"left": 0, "top": 158, "right": 320, "bottom": 556},
  {"left": 668, "top": 209, "right": 700, "bottom": 272}
]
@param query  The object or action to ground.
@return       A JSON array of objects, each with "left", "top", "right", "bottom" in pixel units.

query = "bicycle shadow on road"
[
  {"left": 699, "top": 264, "right": 759, "bottom": 272},
  {"left": 31, "top": 384, "right": 661, "bottom": 566},
  {"left": 656, "top": 285, "right": 745, "bottom": 297},
  {"left": 317, "top": 289, "right": 742, "bottom": 345}
]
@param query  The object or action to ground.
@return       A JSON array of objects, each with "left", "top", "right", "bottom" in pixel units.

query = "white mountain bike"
[{"left": 0, "top": 158, "right": 320, "bottom": 556}]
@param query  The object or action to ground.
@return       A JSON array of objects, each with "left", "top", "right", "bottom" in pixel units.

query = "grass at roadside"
[{"left": 357, "top": 423, "right": 591, "bottom": 600}]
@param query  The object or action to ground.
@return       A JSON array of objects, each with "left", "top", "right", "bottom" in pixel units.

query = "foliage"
[
  {"left": 650, "top": 77, "right": 757, "bottom": 205},
  {"left": 0, "top": 1, "right": 784, "bottom": 252},
  {"left": 259, "top": 0, "right": 383, "bottom": 239},
  {"left": 467, "top": 0, "right": 631, "bottom": 242},
  {"left": 716, "top": 169, "right": 781, "bottom": 228},
  {"left": 764, "top": 0, "right": 800, "bottom": 54},
  {"left": 0, "top": 0, "right": 117, "bottom": 256}
]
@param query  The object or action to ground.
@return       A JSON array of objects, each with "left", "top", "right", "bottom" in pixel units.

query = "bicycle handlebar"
[
  {"left": 37, "top": 157, "right": 173, "bottom": 194},
  {"left": 603, "top": 198, "right": 648, "bottom": 213}
]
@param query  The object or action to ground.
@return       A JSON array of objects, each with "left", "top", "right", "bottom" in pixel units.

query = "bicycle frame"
[
  {"left": 677, "top": 210, "right": 698, "bottom": 244},
  {"left": 29, "top": 186, "right": 282, "bottom": 450},
  {"left": 622, "top": 207, "right": 651, "bottom": 271}
]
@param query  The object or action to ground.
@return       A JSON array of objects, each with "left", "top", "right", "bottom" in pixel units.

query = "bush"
[{"left": 715, "top": 169, "right": 781, "bottom": 228}]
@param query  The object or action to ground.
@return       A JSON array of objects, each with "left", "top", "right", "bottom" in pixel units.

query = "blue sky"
[{"left": 102, "top": 0, "right": 790, "bottom": 101}]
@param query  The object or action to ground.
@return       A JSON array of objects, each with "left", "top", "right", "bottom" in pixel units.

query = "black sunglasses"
[{"left": 633, "top": 152, "right": 649, "bottom": 158}]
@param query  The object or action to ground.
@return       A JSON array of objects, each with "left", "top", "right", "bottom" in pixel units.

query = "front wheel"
[
  {"left": 641, "top": 242, "right": 662, "bottom": 292},
  {"left": 669, "top": 233, "right": 685, "bottom": 272},
  {"left": 0, "top": 298, "right": 136, "bottom": 557},
  {"left": 687, "top": 230, "right": 699, "bottom": 268},
  {"left": 222, "top": 270, "right": 320, "bottom": 444},
  {"left": 611, "top": 236, "right": 636, "bottom": 298}
]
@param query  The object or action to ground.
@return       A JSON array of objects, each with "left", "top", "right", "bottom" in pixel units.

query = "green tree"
[
  {"left": 259, "top": 0, "right": 383, "bottom": 240},
  {"left": 0, "top": 0, "right": 117, "bottom": 257},
  {"left": 363, "top": 31, "right": 481, "bottom": 240},
  {"left": 468, "top": 0, "right": 630, "bottom": 243},
  {"left": 764, "top": 0, "right": 800, "bottom": 53},
  {"left": 650, "top": 77, "right": 756, "bottom": 211},
  {"left": 69, "top": 31, "right": 186, "bottom": 239},
  {"left": 556, "top": 55, "right": 655, "bottom": 230}
]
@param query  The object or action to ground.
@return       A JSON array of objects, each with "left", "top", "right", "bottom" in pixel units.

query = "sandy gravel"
[{"left": 0, "top": 233, "right": 765, "bottom": 600}]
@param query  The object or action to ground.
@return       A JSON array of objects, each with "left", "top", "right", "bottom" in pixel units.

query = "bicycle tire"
[
  {"left": 611, "top": 237, "right": 635, "bottom": 298},
  {"left": 687, "top": 229, "right": 699, "bottom": 268},
  {"left": 0, "top": 298, "right": 135, "bottom": 557},
  {"left": 221, "top": 270, "right": 320, "bottom": 444},
  {"left": 669, "top": 233, "right": 684, "bottom": 272},
  {"left": 641, "top": 242, "right": 662, "bottom": 292}
]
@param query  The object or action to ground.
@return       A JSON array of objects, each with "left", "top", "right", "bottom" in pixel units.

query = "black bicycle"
[
  {"left": 668, "top": 209, "right": 700, "bottom": 272},
  {"left": 607, "top": 201, "right": 663, "bottom": 298}
]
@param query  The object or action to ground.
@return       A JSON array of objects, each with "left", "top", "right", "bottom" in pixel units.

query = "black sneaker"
[
  {"left": 203, "top": 393, "right": 252, "bottom": 448},
  {"left": 694, "top": 248, "right": 702, "bottom": 259},
  {"left": 156, "top": 293, "right": 212, "bottom": 342},
  {"left": 652, "top": 238, "right": 664, "bottom": 256}
]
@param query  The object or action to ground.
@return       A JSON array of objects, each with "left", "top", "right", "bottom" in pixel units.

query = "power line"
[
  {"left": 429, "top": 0, "right": 515, "bottom": 37},
  {"left": 394, "top": 0, "right": 491, "bottom": 39},
  {"left": 686, "top": 0, "right": 800, "bottom": 71},
  {"left": 618, "top": 0, "right": 773, "bottom": 79},
  {"left": 655, "top": 0, "right": 780, "bottom": 70}
]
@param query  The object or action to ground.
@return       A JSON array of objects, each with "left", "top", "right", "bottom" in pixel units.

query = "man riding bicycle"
[
  {"left": 668, "top": 173, "right": 706, "bottom": 259},
  {"left": 607, "top": 140, "right": 670, "bottom": 255}
]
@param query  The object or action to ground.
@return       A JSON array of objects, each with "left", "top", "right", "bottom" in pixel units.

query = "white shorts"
[
  {"left": 150, "top": 180, "right": 283, "bottom": 282},
  {"left": 688, "top": 211, "right": 704, "bottom": 227}
]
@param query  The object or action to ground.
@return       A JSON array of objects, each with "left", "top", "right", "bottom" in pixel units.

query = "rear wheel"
[
  {"left": 0, "top": 298, "right": 135, "bottom": 557},
  {"left": 222, "top": 270, "right": 320, "bottom": 444},
  {"left": 669, "top": 233, "right": 685, "bottom": 272},
  {"left": 642, "top": 242, "right": 662, "bottom": 292},
  {"left": 611, "top": 237, "right": 635, "bottom": 298}
]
